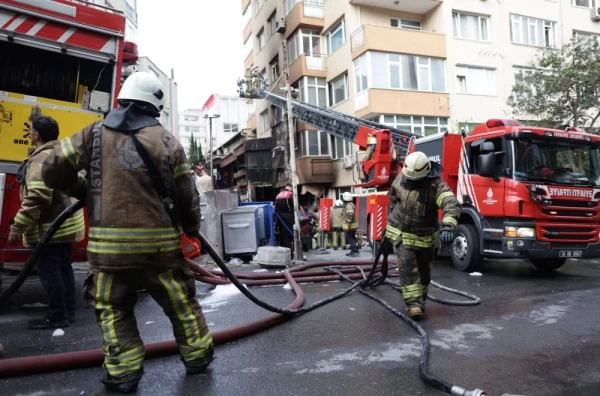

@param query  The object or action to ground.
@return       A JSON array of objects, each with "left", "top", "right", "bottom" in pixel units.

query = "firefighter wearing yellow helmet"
[{"left": 384, "top": 151, "right": 461, "bottom": 319}]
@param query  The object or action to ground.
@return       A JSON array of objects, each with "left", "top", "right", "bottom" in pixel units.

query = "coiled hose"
[{"left": 0, "top": 202, "right": 486, "bottom": 395}]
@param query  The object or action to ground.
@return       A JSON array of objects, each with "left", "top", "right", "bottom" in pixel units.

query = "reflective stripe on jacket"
[{"left": 342, "top": 202, "right": 358, "bottom": 230}]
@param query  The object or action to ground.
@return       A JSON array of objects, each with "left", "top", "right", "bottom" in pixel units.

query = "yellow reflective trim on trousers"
[
  {"left": 174, "top": 163, "right": 191, "bottom": 179},
  {"left": 158, "top": 270, "right": 201, "bottom": 350},
  {"left": 61, "top": 138, "right": 78, "bottom": 168},
  {"left": 401, "top": 284, "right": 423, "bottom": 299},
  {"left": 15, "top": 212, "right": 35, "bottom": 226},
  {"left": 88, "top": 240, "right": 180, "bottom": 254},
  {"left": 442, "top": 217, "right": 458, "bottom": 227},
  {"left": 437, "top": 191, "right": 455, "bottom": 208},
  {"left": 27, "top": 181, "right": 52, "bottom": 191},
  {"left": 95, "top": 273, "right": 118, "bottom": 355},
  {"left": 179, "top": 333, "right": 213, "bottom": 361},
  {"left": 104, "top": 346, "right": 145, "bottom": 376},
  {"left": 89, "top": 227, "right": 179, "bottom": 241}
]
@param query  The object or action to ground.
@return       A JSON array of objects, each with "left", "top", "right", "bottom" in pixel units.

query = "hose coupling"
[{"left": 451, "top": 386, "right": 487, "bottom": 396}]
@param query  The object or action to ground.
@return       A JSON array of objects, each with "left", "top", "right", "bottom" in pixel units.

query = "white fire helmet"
[
  {"left": 118, "top": 71, "right": 167, "bottom": 112},
  {"left": 342, "top": 192, "right": 353, "bottom": 202},
  {"left": 335, "top": 199, "right": 344, "bottom": 208},
  {"left": 368, "top": 136, "right": 377, "bottom": 145},
  {"left": 402, "top": 151, "right": 431, "bottom": 180}
]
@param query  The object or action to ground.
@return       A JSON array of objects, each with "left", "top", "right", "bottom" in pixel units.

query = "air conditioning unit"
[
  {"left": 241, "top": 128, "right": 256, "bottom": 137},
  {"left": 341, "top": 155, "right": 355, "bottom": 169},
  {"left": 592, "top": 7, "right": 600, "bottom": 22},
  {"left": 276, "top": 18, "right": 286, "bottom": 34}
]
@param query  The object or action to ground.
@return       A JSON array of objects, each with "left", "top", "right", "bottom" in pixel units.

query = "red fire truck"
[
  {"left": 0, "top": 0, "right": 134, "bottom": 267},
  {"left": 241, "top": 75, "right": 600, "bottom": 272}
]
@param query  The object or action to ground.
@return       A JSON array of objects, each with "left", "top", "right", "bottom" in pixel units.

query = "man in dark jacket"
[{"left": 275, "top": 184, "right": 294, "bottom": 250}]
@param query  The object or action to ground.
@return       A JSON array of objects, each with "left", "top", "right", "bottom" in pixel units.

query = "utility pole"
[
  {"left": 282, "top": 39, "right": 303, "bottom": 261},
  {"left": 204, "top": 113, "right": 220, "bottom": 186}
]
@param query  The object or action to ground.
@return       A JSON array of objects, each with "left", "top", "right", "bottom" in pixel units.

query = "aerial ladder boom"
[{"left": 238, "top": 74, "right": 419, "bottom": 188}]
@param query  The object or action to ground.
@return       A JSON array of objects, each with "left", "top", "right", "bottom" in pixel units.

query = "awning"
[{"left": 221, "top": 152, "right": 237, "bottom": 168}]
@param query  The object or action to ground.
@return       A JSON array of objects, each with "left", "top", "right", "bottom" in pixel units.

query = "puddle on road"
[
  {"left": 431, "top": 323, "right": 503, "bottom": 350},
  {"left": 528, "top": 304, "right": 568, "bottom": 325}
]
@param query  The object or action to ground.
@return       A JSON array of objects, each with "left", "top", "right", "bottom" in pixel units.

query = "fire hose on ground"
[{"left": 0, "top": 201, "right": 486, "bottom": 396}]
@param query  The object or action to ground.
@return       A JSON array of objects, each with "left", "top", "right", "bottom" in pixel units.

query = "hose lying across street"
[{"left": 0, "top": 202, "right": 486, "bottom": 396}]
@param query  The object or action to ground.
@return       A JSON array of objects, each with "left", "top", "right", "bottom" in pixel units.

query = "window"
[
  {"left": 380, "top": 115, "right": 448, "bottom": 137},
  {"left": 184, "top": 115, "right": 199, "bottom": 122},
  {"left": 184, "top": 126, "right": 190, "bottom": 132},
  {"left": 256, "top": 0, "right": 264, "bottom": 11},
  {"left": 297, "top": 77, "right": 327, "bottom": 107},
  {"left": 572, "top": 0, "right": 595, "bottom": 7},
  {"left": 370, "top": 52, "right": 446, "bottom": 93},
  {"left": 257, "top": 28, "right": 265, "bottom": 49},
  {"left": 326, "top": 20, "right": 345, "bottom": 55},
  {"left": 574, "top": 31, "right": 600, "bottom": 42},
  {"left": 510, "top": 15, "right": 556, "bottom": 48},
  {"left": 270, "top": 56, "right": 280, "bottom": 82},
  {"left": 456, "top": 65, "right": 496, "bottom": 96},
  {"left": 261, "top": 111, "right": 269, "bottom": 131},
  {"left": 288, "top": 29, "right": 323, "bottom": 62},
  {"left": 299, "top": 131, "right": 330, "bottom": 157},
  {"left": 354, "top": 55, "right": 368, "bottom": 93},
  {"left": 328, "top": 73, "right": 348, "bottom": 106},
  {"left": 268, "top": 11, "right": 277, "bottom": 36},
  {"left": 391, "top": 18, "right": 421, "bottom": 30},
  {"left": 331, "top": 135, "right": 353, "bottom": 159},
  {"left": 224, "top": 123, "right": 238, "bottom": 133},
  {"left": 334, "top": 187, "right": 352, "bottom": 201},
  {"left": 283, "top": 0, "right": 298, "bottom": 15},
  {"left": 467, "top": 138, "right": 502, "bottom": 174},
  {"left": 452, "top": 12, "right": 489, "bottom": 41},
  {"left": 191, "top": 127, "right": 200, "bottom": 133}
]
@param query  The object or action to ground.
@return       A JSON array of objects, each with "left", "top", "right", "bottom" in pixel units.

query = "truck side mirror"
[
  {"left": 480, "top": 141, "right": 495, "bottom": 153},
  {"left": 478, "top": 153, "right": 496, "bottom": 178}
]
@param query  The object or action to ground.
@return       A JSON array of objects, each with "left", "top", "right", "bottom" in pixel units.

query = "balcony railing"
[
  {"left": 296, "top": 156, "right": 333, "bottom": 184},
  {"left": 284, "top": 0, "right": 324, "bottom": 18},
  {"left": 350, "top": 26, "right": 365, "bottom": 51}
]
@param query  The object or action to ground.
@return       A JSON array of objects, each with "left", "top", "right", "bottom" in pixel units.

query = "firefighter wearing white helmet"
[
  {"left": 362, "top": 135, "right": 378, "bottom": 182},
  {"left": 41, "top": 71, "right": 214, "bottom": 392},
  {"left": 341, "top": 192, "right": 359, "bottom": 256},
  {"left": 385, "top": 151, "right": 461, "bottom": 320}
]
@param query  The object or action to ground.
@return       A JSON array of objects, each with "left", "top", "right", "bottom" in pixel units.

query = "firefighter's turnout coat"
[
  {"left": 11, "top": 141, "right": 85, "bottom": 246},
  {"left": 42, "top": 121, "right": 199, "bottom": 272}
]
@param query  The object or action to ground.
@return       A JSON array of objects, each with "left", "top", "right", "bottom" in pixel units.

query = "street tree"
[
  {"left": 508, "top": 37, "right": 600, "bottom": 129},
  {"left": 188, "top": 134, "right": 201, "bottom": 167},
  {"left": 197, "top": 139, "right": 205, "bottom": 164}
]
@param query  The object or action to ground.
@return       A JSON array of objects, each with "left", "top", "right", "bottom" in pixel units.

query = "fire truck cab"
[{"left": 415, "top": 119, "right": 600, "bottom": 272}]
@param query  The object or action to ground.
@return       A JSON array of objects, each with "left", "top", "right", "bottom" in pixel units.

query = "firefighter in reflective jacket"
[
  {"left": 41, "top": 72, "right": 213, "bottom": 393},
  {"left": 342, "top": 192, "right": 359, "bottom": 257},
  {"left": 385, "top": 151, "right": 461, "bottom": 319}
]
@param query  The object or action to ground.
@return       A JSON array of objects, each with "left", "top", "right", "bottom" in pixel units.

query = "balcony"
[
  {"left": 284, "top": 0, "right": 324, "bottom": 39},
  {"left": 244, "top": 49, "right": 253, "bottom": 70},
  {"left": 289, "top": 53, "right": 327, "bottom": 83},
  {"left": 350, "top": 25, "right": 446, "bottom": 60},
  {"left": 243, "top": 18, "right": 252, "bottom": 45},
  {"left": 354, "top": 89, "right": 450, "bottom": 119},
  {"left": 242, "top": 0, "right": 250, "bottom": 15},
  {"left": 348, "top": 0, "right": 442, "bottom": 14},
  {"left": 296, "top": 156, "right": 333, "bottom": 184}
]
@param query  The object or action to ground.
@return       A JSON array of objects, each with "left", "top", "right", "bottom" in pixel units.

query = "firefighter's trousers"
[
  {"left": 393, "top": 244, "right": 433, "bottom": 310},
  {"left": 84, "top": 261, "right": 213, "bottom": 377},
  {"left": 328, "top": 229, "right": 343, "bottom": 248}
]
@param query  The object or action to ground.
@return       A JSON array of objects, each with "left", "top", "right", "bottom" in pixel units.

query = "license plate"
[{"left": 559, "top": 250, "right": 582, "bottom": 258}]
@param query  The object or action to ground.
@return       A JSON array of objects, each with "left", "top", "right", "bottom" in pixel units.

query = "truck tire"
[
  {"left": 451, "top": 224, "right": 482, "bottom": 272},
  {"left": 530, "top": 258, "right": 566, "bottom": 272}
]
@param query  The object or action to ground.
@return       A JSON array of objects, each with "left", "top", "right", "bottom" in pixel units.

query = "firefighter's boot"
[
  {"left": 100, "top": 370, "right": 144, "bottom": 394},
  {"left": 409, "top": 307, "right": 424, "bottom": 320},
  {"left": 183, "top": 345, "right": 215, "bottom": 375}
]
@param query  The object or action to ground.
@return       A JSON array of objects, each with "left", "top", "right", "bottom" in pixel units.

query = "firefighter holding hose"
[
  {"left": 384, "top": 151, "right": 461, "bottom": 319},
  {"left": 41, "top": 72, "right": 214, "bottom": 393}
]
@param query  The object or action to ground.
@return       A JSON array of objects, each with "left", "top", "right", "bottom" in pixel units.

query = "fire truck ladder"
[{"left": 254, "top": 89, "right": 418, "bottom": 154}]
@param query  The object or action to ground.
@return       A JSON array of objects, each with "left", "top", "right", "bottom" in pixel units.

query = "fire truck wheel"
[
  {"left": 530, "top": 258, "right": 566, "bottom": 272},
  {"left": 451, "top": 224, "right": 482, "bottom": 272}
]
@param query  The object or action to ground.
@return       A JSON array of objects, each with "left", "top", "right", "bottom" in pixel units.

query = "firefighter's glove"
[
  {"left": 343, "top": 224, "right": 349, "bottom": 232},
  {"left": 440, "top": 230, "right": 454, "bottom": 245},
  {"left": 385, "top": 224, "right": 401, "bottom": 244}
]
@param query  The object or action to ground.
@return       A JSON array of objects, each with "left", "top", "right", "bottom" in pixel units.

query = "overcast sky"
[{"left": 136, "top": 0, "right": 248, "bottom": 110}]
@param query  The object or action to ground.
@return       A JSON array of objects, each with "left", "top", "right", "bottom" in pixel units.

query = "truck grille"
[{"left": 538, "top": 224, "right": 598, "bottom": 242}]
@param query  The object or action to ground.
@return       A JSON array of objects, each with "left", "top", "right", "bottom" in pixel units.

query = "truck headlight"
[{"left": 517, "top": 227, "right": 535, "bottom": 238}]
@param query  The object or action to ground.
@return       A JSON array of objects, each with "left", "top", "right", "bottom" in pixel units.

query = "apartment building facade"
[
  {"left": 242, "top": 0, "right": 600, "bottom": 200},
  {"left": 179, "top": 109, "right": 207, "bottom": 155}
]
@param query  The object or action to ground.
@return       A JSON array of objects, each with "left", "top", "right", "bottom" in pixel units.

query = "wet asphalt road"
[{"left": 1, "top": 251, "right": 600, "bottom": 396}]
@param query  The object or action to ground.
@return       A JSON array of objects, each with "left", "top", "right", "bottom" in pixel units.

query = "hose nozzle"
[{"left": 451, "top": 386, "right": 487, "bottom": 396}]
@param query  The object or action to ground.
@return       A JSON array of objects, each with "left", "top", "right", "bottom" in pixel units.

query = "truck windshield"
[{"left": 513, "top": 138, "right": 600, "bottom": 186}]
